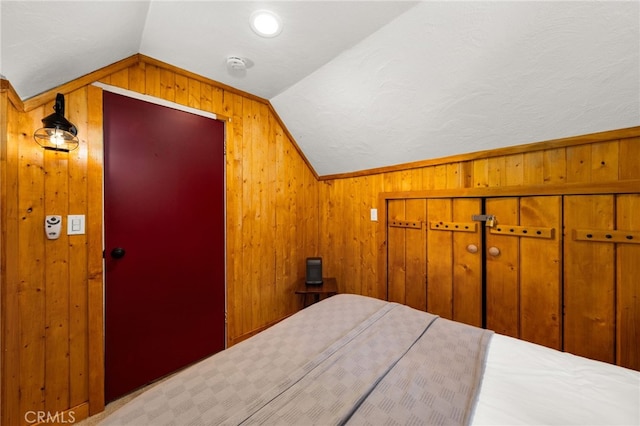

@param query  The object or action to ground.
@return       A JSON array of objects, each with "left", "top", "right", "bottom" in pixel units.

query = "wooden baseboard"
[
  {"left": 228, "top": 313, "right": 293, "bottom": 347},
  {"left": 30, "top": 403, "right": 88, "bottom": 425}
]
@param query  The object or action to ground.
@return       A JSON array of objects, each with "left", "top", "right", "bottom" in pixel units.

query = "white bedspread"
[{"left": 472, "top": 333, "right": 640, "bottom": 425}]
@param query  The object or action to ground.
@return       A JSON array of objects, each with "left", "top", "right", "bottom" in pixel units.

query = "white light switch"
[
  {"left": 67, "top": 214, "right": 85, "bottom": 235},
  {"left": 370, "top": 208, "right": 378, "bottom": 222}
]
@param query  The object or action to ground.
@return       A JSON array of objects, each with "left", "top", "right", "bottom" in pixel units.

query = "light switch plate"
[
  {"left": 370, "top": 208, "right": 378, "bottom": 221},
  {"left": 67, "top": 214, "right": 86, "bottom": 235}
]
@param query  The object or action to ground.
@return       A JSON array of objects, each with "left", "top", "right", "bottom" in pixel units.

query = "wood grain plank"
[
  {"left": 200, "top": 82, "right": 213, "bottom": 113},
  {"left": 451, "top": 198, "right": 482, "bottom": 326},
  {"left": 86, "top": 85, "right": 104, "bottom": 414},
  {"left": 1, "top": 95, "right": 22, "bottom": 426},
  {"left": 619, "top": 137, "right": 640, "bottom": 179},
  {"left": 264, "top": 105, "right": 277, "bottom": 322},
  {"left": 144, "top": 64, "right": 161, "bottom": 98},
  {"left": 542, "top": 148, "right": 566, "bottom": 184},
  {"left": 446, "top": 163, "right": 462, "bottom": 189},
  {"left": 523, "top": 150, "right": 544, "bottom": 185},
  {"left": 334, "top": 180, "right": 349, "bottom": 293},
  {"left": 345, "top": 178, "right": 366, "bottom": 294},
  {"left": 242, "top": 99, "right": 269, "bottom": 330},
  {"left": 159, "top": 68, "right": 176, "bottom": 102},
  {"left": 426, "top": 198, "right": 453, "bottom": 318},
  {"left": 188, "top": 78, "right": 201, "bottom": 109},
  {"left": 224, "top": 91, "right": 244, "bottom": 344},
  {"left": 387, "top": 199, "right": 406, "bottom": 304},
  {"left": 563, "top": 195, "right": 615, "bottom": 363},
  {"left": 519, "top": 196, "right": 562, "bottom": 350},
  {"left": 422, "top": 166, "right": 436, "bottom": 190},
  {"left": 211, "top": 85, "right": 224, "bottom": 115},
  {"left": 487, "top": 156, "right": 506, "bottom": 187},
  {"left": 274, "top": 115, "right": 293, "bottom": 315},
  {"left": 128, "top": 62, "right": 146, "bottom": 94},
  {"left": 175, "top": 74, "right": 189, "bottom": 106},
  {"left": 566, "top": 144, "right": 591, "bottom": 183},
  {"left": 460, "top": 161, "right": 474, "bottom": 188},
  {"left": 240, "top": 98, "right": 257, "bottom": 334},
  {"left": 504, "top": 154, "right": 524, "bottom": 186},
  {"left": 18, "top": 108, "right": 47, "bottom": 420},
  {"left": 591, "top": 141, "right": 619, "bottom": 182},
  {"left": 383, "top": 170, "right": 404, "bottom": 193},
  {"left": 472, "top": 159, "right": 489, "bottom": 188},
  {"left": 364, "top": 174, "right": 384, "bottom": 299},
  {"left": 405, "top": 199, "right": 427, "bottom": 311},
  {"left": 616, "top": 194, "right": 640, "bottom": 370},
  {"left": 319, "top": 180, "right": 337, "bottom": 301},
  {"left": 67, "top": 89, "right": 89, "bottom": 408},
  {"left": 485, "top": 197, "right": 520, "bottom": 337},
  {"left": 43, "top": 146, "right": 71, "bottom": 413}
]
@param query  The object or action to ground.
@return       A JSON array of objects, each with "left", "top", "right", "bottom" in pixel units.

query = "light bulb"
[
  {"left": 50, "top": 129, "right": 65, "bottom": 146},
  {"left": 250, "top": 11, "right": 282, "bottom": 37}
]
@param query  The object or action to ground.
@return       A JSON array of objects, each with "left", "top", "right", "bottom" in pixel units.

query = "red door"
[{"left": 103, "top": 92, "right": 225, "bottom": 402}]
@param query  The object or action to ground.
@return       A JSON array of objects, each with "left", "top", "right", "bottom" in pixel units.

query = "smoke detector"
[{"left": 227, "top": 56, "right": 247, "bottom": 71}]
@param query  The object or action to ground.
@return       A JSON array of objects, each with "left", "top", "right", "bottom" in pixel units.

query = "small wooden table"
[{"left": 295, "top": 277, "right": 338, "bottom": 307}]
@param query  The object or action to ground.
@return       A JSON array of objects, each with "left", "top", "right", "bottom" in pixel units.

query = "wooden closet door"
[
  {"left": 565, "top": 194, "right": 640, "bottom": 369},
  {"left": 486, "top": 196, "right": 562, "bottom": 350},
  {"left": 616, "top": 194, "right": 640, "bottom": 370},
  {"left": 387, "top": 199, "right": 427, "bottom": 311},
  {"left": 426, "top": 198, "right": 482, "bottom": 326}
]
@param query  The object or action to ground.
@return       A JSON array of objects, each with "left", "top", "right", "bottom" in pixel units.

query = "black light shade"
[{"left": 33, "top": 93, "right": 79, "bottom": 152}]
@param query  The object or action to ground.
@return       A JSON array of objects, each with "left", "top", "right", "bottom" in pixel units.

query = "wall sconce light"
[{"left": 33, "top": 93, "right": 79, "bottom": 152}]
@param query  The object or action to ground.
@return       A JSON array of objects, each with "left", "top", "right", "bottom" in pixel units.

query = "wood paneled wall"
[
  {"left": 318, "top": 130, "right": 640, "bottom": 300},
  {"left": 0, "top": 56, "right": 319, "bottom": 426},
  {"left": 1, "top": 54, "right": 638, "bottom": 426}
]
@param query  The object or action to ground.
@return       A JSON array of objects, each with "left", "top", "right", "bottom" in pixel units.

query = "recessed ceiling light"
[{"left": 250, "top": 10, "right": 282, "bottom": 38}]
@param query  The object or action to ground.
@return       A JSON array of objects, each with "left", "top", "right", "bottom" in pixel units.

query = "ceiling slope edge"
[
  {"left": 317, "top": 126, "right": 640, "bottom": 181},
  {"left": 3, "top": 54, "right": 321, "bottom": 179}
]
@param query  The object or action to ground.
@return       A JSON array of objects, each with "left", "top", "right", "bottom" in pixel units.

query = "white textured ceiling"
[{"left": 2, "top": 1, "right": 639, "bottom": 176}]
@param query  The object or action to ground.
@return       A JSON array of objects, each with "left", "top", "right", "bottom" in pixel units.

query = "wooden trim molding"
[
  {"left": 32, "top": 402, "right": 88, "bottom": 426},
  {"left": 22, "top": 55, "right": 141, "bottom": 112},
  {"left": 8, "top": 54, "right": 317, "bottom": 178},
  {"left": 321, "top": 126, "right": 640, "bottom": 181},
  {"left": 380, "top": 179, "right": 640, "bottom": 200},
  {"left": 0, "top": 79, "right": 23, "bottom": 111},
  {"left": 86, "top": 85, "right": 105, "bottom": 415},
  {"left": 228, "top": 314, "right": 291, "bottom": 347}
]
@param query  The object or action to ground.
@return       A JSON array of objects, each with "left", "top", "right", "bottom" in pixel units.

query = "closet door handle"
[{"left": 488, "top": 246, "right": 500, "bottom": 257}]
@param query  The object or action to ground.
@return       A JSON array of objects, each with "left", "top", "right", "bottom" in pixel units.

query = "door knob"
[
  {"left": 488, "top": 246, "right": 500, "bottom": 257},
  {"left": 110, "top": 247, "right": 126, "bottom": 259}
]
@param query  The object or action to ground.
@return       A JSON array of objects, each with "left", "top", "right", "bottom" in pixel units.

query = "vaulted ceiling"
[{"left": 2, "top": 1, "right": 638, "bottom": 175}]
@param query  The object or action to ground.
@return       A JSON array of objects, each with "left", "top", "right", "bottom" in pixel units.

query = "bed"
[{"left": 100, "top": 294, "right": 640, "bottom": 425}]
